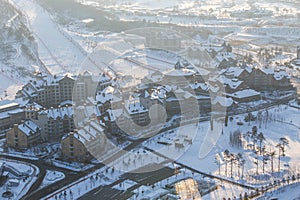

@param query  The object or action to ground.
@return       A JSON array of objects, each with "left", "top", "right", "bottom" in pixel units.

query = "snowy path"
[{"left": 9, "top": 0, "right": 87, "bottom": 75}]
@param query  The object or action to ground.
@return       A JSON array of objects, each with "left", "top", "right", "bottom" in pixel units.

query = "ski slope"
[{"left": 10, "top": 0, "right": 88, "bottom": 75}]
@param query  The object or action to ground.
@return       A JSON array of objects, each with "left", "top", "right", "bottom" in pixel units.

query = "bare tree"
[
  {"left": 215, "top": 154, "right": 221, "bottom": 175},
  {"left": 276, "top": 143, "right": 282, "bottom": 172},
  {"left": 224, "top": 149, "right": 230, "bottom": 177},
  {"left": 279, "top": 137, "right": 289, "bottom": 156},
  {"left": 230, "top": 153, "right": 235, "bottom": 178},
  {"left": 251, "top": 126, "right": 258, "bottom": 150},
  {"left": 257, "top": 132, "right": 265, "bottom": 155},
  {"left": 270, "top": 151, "right": 276, "bottom": 173},
  {"left": 262, "top": 153, "right": 269, "bottom": 174},
  {"left": 254, "top": 150, "right": 259, "bottom": 175}
]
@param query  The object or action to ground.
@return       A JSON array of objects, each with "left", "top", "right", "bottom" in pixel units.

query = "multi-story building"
[
  {"left": 124, "top": 97, "right": 149, "bottom": 126},
  {"left": 226, "top": 89, "right": 261, "bottom": 103},
  {"left": 6, "top": 120, "right": 41, "bottom": 149},
  {"left": 61, "top": 121, "right": 105, "bottom": 162},
  {"left": 245, "top": 68, "right": 293, "bottom": 91},
  {"left": 0, "top": 100, "right": 25, "bottom": 135},
  {"left": 221, "top": 66, "right": 294, "bottom": 91},
  {"left": 16, "top": 72, "right": 112, "bottom": 108},
  {"left": 32, "top": 106, "right": 74, "bottom": 141}
]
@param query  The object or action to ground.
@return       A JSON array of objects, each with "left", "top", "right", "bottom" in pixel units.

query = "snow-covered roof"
[
  {"left": 125, "top": 97, "right": 148, "bottom": 115},
  {"left": 0, "top": 102, "right": 19, "bottom": 112},
  {"left": 207, "top": 83, "right": 220, "bottom": 93},
  {"left": 0, "top": 100, "right": 24, "bottom": 120},
  {"left": 216, "top": 75, "right": 243, "bottom": 90},
  {"left": 227, "top": 89, "right": 260, "bottom": 99},
  {"left": 273, "top": 70, "right": 290, "bottom": 80},
  {"left": 0, "top": 110, "right": 22, "bottom": 120},
  {"left": 190, "top": 82, "right": 209, "bottom": 91},
  {"left": 150, "top": 87, "right": 168, "bottom": 101},
  {"left": 212, "top": 96, "right": 233, "bottom": 107},
  {"left": 20, "top": 73, "right": 76, "bottom": 97},
  {"left": 201, "top": 42, "right": 228, "bottom": 53},
  {"left": 96, "top": 86, "right": 114, "bottom": 104},
  {"left": 18, "top": 120, "right": 40, "bottom": 136},
  {"left": 71, "top": 121, "right": 104, "bottom": 144},
  {"left": 215, "top": 52, "right": 236, "bottom": 63},
  {"left": 259, "top": 67, "right": 290, "bottom": 80},
  {"left": 222, "top": 67, "right": 245, "bottom": 77},
  {"left": 39, "top": 106, "right": 73, "bottom": 120}
]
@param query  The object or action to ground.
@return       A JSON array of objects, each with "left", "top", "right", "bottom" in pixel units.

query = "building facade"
[
  {"left": 31, "top": 106, "right": 74, "bottom": 141},
  {"left": 16, "top": 72, "right": 112, "bottom": 108},
  {"left": 0, "top": 100, "right": 25, "bottom": 134},
  {"left": 61, "top": 121, "right": 105, "bottom": 162},
  {"left": 6, "top": 120, "right": 41, "bottom": 149}
]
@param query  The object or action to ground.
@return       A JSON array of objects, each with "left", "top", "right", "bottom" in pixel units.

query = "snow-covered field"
[
  {"left": 144, "top": 105, "right": 300, "bottom": 184},
  {"left": 259, "top": 182, "right": 300, "bottom": 200}
]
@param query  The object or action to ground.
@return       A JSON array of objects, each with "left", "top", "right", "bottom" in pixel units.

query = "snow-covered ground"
[
  {"left": 43, "top": 146, "right": 167, "bottom": 200},
  {"left": 109, "top": 148, "right": 166, "bottom": 173},
  {"left": 130, "top": 164, "right": 247, "bottom": 200},
  {"left": 0, "top": 158, "right": 39, "bottom": 199},
  {"left": 258, "top": 182, "right": 300, "bottom": 200},
  {"left": 143, "top": 105, "right": 300, "bottom": 186},
  {"left": 9, "top": 0, "right": 88, "bottom": 75},
  {"left": 42, "top": 165, "right": 122, "bottom": 200},
  {"left": 0, "top": 140, "right": 59, "bottom": 161},
  {"left": 39, "top": 170, "right": 65, "bottom": 189},
  {"left": 49, "top": 159, "right": 94, "bottom": 172},
  {"left": 41, "top": 104, "right": 300, "bottom": 200}
]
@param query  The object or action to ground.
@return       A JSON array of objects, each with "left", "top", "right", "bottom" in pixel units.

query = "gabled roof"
[
  {"left": 227, "top": 89, "right": 260, "bottom": 99},
  {"left": 18, "top": 120, "right": 40, "bottom": 136},
  {"left": 211, "top": 96, "right": 233, "bottom": 107},
  {"left": 69, "top": 121, "right": 104, "bottom": 145},
  {"left": 39, "top": 106, "right": 73, "bottom": 120}
]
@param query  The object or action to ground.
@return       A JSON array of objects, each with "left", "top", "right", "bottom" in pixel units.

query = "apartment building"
[
  {"left": 6, "top": 120, "right": 41, "bottom": 149},
  {"left": 32, "top": 106, "right": 74, "bottom": 141},
  {"left": 16, "top": 72, "right": 112, "bottom": 108},
  {"left": 61, "top": 121, "right": 105, "bottom": 162}
]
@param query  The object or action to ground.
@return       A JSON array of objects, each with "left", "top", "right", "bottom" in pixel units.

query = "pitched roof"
[
  {"left": 18, "top": 120, "right": 40, "bottom": 136},
  {"left": 39, "top": 106, "right": 73, "bottom": 120}
]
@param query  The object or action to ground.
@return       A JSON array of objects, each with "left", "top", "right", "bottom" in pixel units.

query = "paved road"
[
  {"left": 21, "top": 137, "right": 158, "bottom": 200},
  {"left": 0, "top": 154, "right": 75, "bottom": 198}
]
